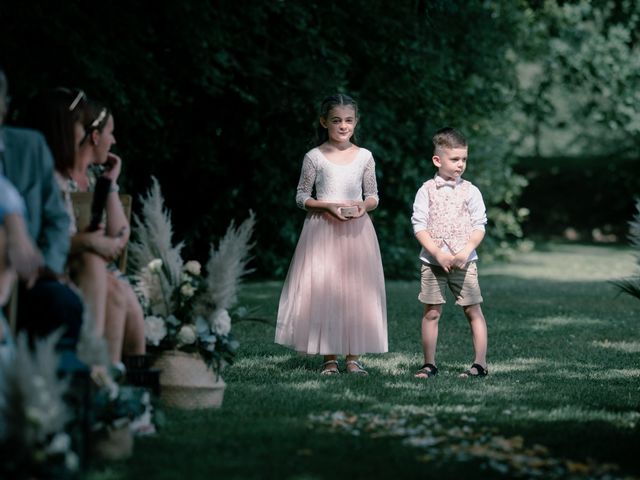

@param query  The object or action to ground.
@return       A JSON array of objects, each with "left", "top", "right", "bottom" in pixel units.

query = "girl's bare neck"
[{"left": 322, "top": 139, "right": 354, "bottom": 151}]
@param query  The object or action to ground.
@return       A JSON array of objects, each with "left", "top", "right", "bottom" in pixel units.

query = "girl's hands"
[
  {"left": 327, "top": 201, "right": 367, "bottom": 221},
  {"left": 350, "top": 201, "right": 367, "bottom": 218},
  {"left": 326, "top": 203, "right": 350, "bottom": 221}
]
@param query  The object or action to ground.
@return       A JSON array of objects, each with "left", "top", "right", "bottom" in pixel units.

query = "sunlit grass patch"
[
  {"left": 531, "top": 315, "right": 606, "bottom": 331},
  {"left": 593, "top": 340, "right": 640, "bottom": 353},
  {"left": 489, "top": 357, "right": 547, "bottom": 373},
  {"left": 289, "top": 380, "right": 325, "bottom": 392},
  {"left": 235, "top": 353, "right": 292, "bottom": 367},
  {"left": 483, "top": 244, "right": 635, "bottom": 282},
  {"left": 591, "top": 369, "right": 640, "bottom": 380},
  {"left": 361, "top": 352, "right": 417, "bottom": 375},
  {"left": 381, "top": 381, "right": 425, "bottom": 392},
  {"left": 511, "top": 407, "right": 640, "bottom": 429}
]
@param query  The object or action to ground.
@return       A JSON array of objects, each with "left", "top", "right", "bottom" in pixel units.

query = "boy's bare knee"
[
  {"left": 423, "top": 305, "right": 442, "bottom": 322},
  {"left": 463, "top": 304, "right": 484, "bottom": 320}
]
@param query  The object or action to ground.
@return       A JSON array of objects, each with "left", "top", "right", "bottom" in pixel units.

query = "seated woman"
[
  {"left": 0, "top": 175, "right": 42, "bottom": 356},
  {"left": 23, "top": 89, "right": 145, "bottom": 364},
  {"left": 0, "top": 175, "right": 42, "bottom": 305}
]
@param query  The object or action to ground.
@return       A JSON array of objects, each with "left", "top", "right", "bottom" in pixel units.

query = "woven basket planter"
[
  {"left": 91, "top": 418, "right": 134, "bottom": 461},
  {"left": 153, "top": 350, "right": 225, "bottom": 409}
]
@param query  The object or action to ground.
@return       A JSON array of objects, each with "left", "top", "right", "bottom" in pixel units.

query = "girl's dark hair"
[
  {"left": 314, "top": 93, "right": 358, "bottom": 146},
  {"left": 23, "top": 88, "right": 88, "bottom": 174}
]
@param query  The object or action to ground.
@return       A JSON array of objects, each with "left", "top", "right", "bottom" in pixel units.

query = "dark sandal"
[
  {"left": 459, "top": 363, "right": 488, "bottom": 378},
  {"left": 320, "top": 360, "right": 340, "bottom": 375},
  {"left": 415, "top": 363, "right": 438, "bottom": 378}
]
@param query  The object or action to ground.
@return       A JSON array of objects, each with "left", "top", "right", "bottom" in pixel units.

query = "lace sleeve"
[
  {"left": 362, "top": 156, "right": 379, "bottom": 206},
  {"left": 295, "top": 154, "right": 317, "bottom": 210}
]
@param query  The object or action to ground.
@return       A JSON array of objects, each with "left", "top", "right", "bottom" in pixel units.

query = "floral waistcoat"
[{"left": 425, "top": 179, "right": 473, "bottom": 255}]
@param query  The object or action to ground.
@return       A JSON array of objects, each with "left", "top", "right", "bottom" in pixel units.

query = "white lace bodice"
[{"left": 295, "top": 147, "right": 379, "bottom": 209}]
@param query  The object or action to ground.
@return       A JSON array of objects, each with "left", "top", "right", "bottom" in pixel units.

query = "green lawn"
[{"left": 88, "top": 244, "right": 640, "bottom": 480}]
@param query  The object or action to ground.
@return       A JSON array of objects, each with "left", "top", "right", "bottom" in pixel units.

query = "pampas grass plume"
[
  {"left": 128, "top": 176, "right": 184, "bottom": 287},
  {"left": 0, "top": 331, "right": 70, "bottom": 446},
  {"left": 201, "top": 211, "right": 256, "bottom": 312}
]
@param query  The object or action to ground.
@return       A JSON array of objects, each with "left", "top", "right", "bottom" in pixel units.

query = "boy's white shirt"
[{"left": 411, "top": 174, "right": 487, "bottom": 266}]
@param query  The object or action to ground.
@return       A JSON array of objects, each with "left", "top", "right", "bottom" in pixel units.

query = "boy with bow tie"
[{"left": 410, "top": 127, "right": 489, "bottom": 379}]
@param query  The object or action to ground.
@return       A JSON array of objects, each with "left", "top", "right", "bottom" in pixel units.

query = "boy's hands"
[
  {"left": 434, "top": 250, "right": 455, "bottom": 273},
  {"left": 452, "top": 249, "right": 472, "bottom": 269},
  {"left": 439, "top": 250, "right": 471, "bottom": 272}
]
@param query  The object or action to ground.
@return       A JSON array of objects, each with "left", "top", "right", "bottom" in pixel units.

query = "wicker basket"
[
  {"left": 92, "top": 419, "right": 134, "bottom": 461},
  {"left": 153, "top": 350, "right": 226, "bottom": 409}
]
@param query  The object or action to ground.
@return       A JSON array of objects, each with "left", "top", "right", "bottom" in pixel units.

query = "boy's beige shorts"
[{"left": 419, "top": 261, "right": 483, "bottom": 306}]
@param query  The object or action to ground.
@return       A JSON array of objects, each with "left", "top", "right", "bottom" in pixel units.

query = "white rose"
[
  {"left": 211, "top": 308, "right": 231, "bottom": 336},
  {"left": 180, "top": 283, "right": 195, "bottom": 298},
  {"left": 148, "top": 258, "right": 163, "bottom": 273},
  {"left": 46, "top": 432, "right": 71, "bottom": 454},
  {"left": 184, "top": 260, "right": 201, "bottom": 276},
  {"left": 177, "top": 325, "right": 197, "bottom": 345},
  {"left": 144, "top": 315, "right": 167, "bottom": 346}
]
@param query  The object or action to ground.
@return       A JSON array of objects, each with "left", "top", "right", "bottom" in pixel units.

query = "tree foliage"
[
  {"left": 518, "top": 0, "right": 640, "bottom": 156},
  {"left": 0, "top": 1, "right": 556, "bottom": 277},
  {"left": 512, "top": 0, "right": 640, "bottom": 240}
]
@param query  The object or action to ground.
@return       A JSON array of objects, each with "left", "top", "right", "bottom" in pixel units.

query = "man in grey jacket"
[{"left": 0, "top": 67, "right": 83, "bottom": 345}]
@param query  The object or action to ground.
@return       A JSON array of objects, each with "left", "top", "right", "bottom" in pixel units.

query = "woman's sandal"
[
  {"left": 320, "top": 360, "right": 340, "bottom": 375},
  {"left": 345, "top": 360, "right": 368, "bottom": 375},
  {"left": 459, "top": 362, "right": 488, "bottom": 378},
  {"left": 415, "top": 363, "right": 438, "bottom": 378}
]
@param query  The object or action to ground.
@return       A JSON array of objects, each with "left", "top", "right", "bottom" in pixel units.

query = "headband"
[
  {"left": 90, "top": 108, "right": 108, "bottom": 129},
  {"left": 68, "top": 90, "right": 86, "bottom": 111}
]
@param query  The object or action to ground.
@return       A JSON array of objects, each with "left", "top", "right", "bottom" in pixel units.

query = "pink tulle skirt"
[{"left": 275, "top": 211, "right": 388, "bottom": 355}]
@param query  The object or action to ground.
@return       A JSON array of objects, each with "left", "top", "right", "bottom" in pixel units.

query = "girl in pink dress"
[{"left": 275, "top": 94, "right": 388, "bottom": 375}]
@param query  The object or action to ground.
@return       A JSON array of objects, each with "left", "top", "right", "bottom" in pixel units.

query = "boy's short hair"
[{"left": 432, "top": 127, "right": 467, "bottom": 155}]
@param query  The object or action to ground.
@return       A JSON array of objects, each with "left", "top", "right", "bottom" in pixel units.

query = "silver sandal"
[
  {"left": 345, "top": 360, "right": 368, "bottom": 375},
  {"left": 320, "top": 360, "right": 340, "bottom": 375}
]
